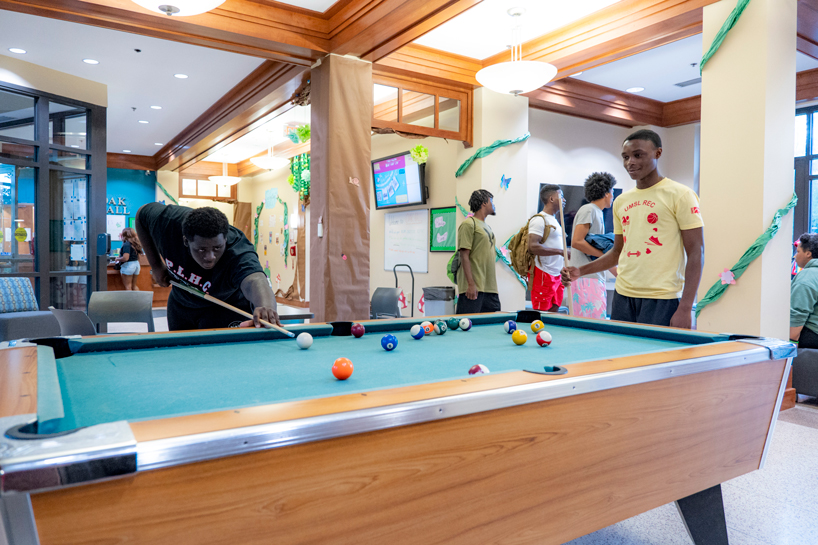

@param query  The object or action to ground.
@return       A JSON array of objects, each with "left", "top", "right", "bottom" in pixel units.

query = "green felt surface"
[{"left": 48, "top": 316, "right": 714, "bottom": 433}]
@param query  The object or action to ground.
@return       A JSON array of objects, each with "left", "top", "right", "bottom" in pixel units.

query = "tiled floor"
[{"left": 564, "top": 399, "right": 818, "bottom": 545}]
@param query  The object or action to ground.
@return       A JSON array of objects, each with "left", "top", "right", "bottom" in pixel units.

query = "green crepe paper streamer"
[
  {"left": 700, "top": 0, "right": 751, "bottom": 75},
  {"left": 156, "top": 181, "right": 178, "bottom": 205},
  {"left": 696, "top": 192, "right": 797, "bottom": 317},
  {"left": 454, "top": 197, "right": 527, "bottom": 289},
  {"left": 288, "top": 154, "right": 311, "bottom": 199},
  {"left": 253, "top": 202, "right": 264, "bottom": 252},
  {"left": 455, "top": 133, "right": 530, "bottom": 178}
]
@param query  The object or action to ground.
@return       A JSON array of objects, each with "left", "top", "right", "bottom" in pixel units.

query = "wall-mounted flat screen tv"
[{"left": 371, "top": 151, "right": 427, "bottom": 210}]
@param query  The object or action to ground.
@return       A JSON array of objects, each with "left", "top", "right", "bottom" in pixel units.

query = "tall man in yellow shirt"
[{"left": 561, "top": 129, "right": 704, "bottom": 328}]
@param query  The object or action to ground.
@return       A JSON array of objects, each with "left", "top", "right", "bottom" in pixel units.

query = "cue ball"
[
  {"left": 381, "top": 334, "right": 398, "bottom": 351},
  {"left": 410, "top": 324, "right": 425, "bottom": 339},
  {"left": 531, "top": 320, "right": 545, "bottom": 333},
  {"left": 433, "top": 320, "right": 448, "bottom": 335},
  {"left": 536, "top": 331, "right": 552, "bottom": 347},
  {"left": 332, "top": 358, "right": 353, "bottom": 380},
  {"left": 459, "top": 318, "right": 472, "bottom": 331},
  {"left": 446, "top": 317, "right": 460, "bottom": 330},
  {"left": 512, "top": 330, "right": 528, "bottom": 345},
  {"left": 296, "top": 332, "right": 313, "bottom": 349},
  {"left": 351, "top": 323, "right": 365, "bottom": 338},
  {"left": 468, "top": 364, "right": 490, "bottom": 375},
  {"left": 504, "top": 320, "right": 517, "bottom": 334}
]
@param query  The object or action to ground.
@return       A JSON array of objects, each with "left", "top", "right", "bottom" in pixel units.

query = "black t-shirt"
[
  {"left": 120, "top": 241, "right": 140, "bottom": 262},
  {"left": 139, "top": 203, "right": 263, "bottom": 310}
]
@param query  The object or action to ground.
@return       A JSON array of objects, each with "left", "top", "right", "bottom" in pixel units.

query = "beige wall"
[{"left": 0, "top": 54, "right": 107, "bottom": 106}]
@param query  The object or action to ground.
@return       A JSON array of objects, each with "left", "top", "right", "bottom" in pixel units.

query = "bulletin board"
[
  {"left": 384, "top": 208, "right": 428, "bottom": 273},
  {"left": 430, "top": 206, "right": 456, "bottom": 252}
]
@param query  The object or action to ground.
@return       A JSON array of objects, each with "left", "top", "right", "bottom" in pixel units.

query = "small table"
[{"left": 0, "top": 312, "right": 794, "bottom": 545}]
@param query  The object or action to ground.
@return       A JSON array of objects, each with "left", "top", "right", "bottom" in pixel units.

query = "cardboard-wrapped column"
[{"left": 310, "top": 55, "right": 373, "bottom": 322}]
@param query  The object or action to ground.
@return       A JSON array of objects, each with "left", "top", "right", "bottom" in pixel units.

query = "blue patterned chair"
[{"left": 0, "top": 278, "right": 60, "bottom": 342}]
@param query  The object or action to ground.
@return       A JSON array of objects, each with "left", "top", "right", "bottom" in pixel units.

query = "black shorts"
[
  {"left": 456, "top": 292, "right": 501, "bottom": 314},
  {"left": 799, "top": 326, "right": 818, "bottom": 349},
  {"left": 167, "top": 294, "right": 251, "bottom": 331},
  {"left": 610, "top": 292, "right": 679, "bottom": 327}
]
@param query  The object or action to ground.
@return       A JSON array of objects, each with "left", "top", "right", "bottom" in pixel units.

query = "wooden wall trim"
[
  {"left": 107, "top": 153, "right": 158, "bottom": 171},
  {"left": 662, "top": 96, "right": 701, "bottom": 127},
  {"left": 156, "top": 62, "right": 308, "bottom": 172},
  {"left": 798, "top": 67, "right": 818, "bottom": 102},
  {"left": 374, "top": 44, "right": 481, "bottom": 87},
  {"left": 525, "top": 78, "right": 664, "bottom": 128}
]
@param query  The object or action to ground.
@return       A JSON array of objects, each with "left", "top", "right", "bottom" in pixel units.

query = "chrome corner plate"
[{"left": 0, "top": 415, "right": 136, "bottom": 494}]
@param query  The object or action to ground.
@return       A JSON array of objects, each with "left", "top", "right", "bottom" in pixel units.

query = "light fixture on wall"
[
  {"left": 475, "top": 8, "right": 557, "bottom": 96},
  {"left": 209, "top": 163, "right": 242, "bottom": 186},
  {"left": 131, "top": 0, "right": 225, "bottom": 16}
]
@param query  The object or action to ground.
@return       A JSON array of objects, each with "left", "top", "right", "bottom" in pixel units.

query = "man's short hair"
[
  {"left": 584, "top": 172, "right": 617, "bottom": 202},
  {"left": 624, "top": 129, "right": 662, "bottom": 149},
  {"left": 469, "top": 189, "right": 493, "bottom": 213},
  {"left": 799, "top": 233, "right": 818, "bottom": 256},
  {"left": 183, "top": 207, "right": 229, "bottom": 240},
  {"left": 539, "top": 184, "right": 561, "bottom": 206}
]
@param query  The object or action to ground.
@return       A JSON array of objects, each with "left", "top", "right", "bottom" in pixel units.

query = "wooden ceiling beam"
[
  {"left": 107, "top": 153, "right": 158, "bottom": 171},
  {"left": 798, "top": 0, "right": 818, "bottom": 60},
  {"left": 374, "top": 44, "right": 481, "bottom": 86}
]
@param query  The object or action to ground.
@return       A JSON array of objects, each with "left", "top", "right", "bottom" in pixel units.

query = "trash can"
[{"left": 422, "top": 286, "right": 456, "bottom": 317}]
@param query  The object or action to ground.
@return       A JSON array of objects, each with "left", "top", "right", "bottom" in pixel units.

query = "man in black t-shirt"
[{"left": 135, "top": 203, "right": 281, "bottom": 330}]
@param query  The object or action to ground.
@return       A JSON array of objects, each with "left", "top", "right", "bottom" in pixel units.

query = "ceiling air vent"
[{"left": 675, "top": 78, "right": 702, "bottom": 88}]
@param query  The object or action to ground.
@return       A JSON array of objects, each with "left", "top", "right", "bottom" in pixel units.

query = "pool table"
[{"left": 0, "top": 311, "right": 794, "bottom": 545}]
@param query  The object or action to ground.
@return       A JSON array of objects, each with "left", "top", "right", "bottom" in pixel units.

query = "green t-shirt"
[{"left": 457, "top": 217, "right": 498, "bottom": 294}]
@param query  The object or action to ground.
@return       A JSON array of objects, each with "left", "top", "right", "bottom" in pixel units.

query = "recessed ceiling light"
[
  {"left": 79, "top": 132, "right": 86, "bottom": 136},
  {"left": 8, "top": 48, "right": 26, "bottom": 54},
  {"left": 569, "top": 72, "right": 583, "bottom": 77},
  {"left": 155, "top": 143, "right": 163, "bottom": 146},
  {"left": 83, "top": 59, "right": 99, "bottom": 65},
  {"left": 174, "top": 73, "right": 188, "bottom": 79},
  {"left": 151, "top": 105, "right": 162, "bottom": 110},
  {"left": 626, "top": 87, "right": 645, "bottom": 93},
  {"left": 122, "top": 150, "right": 131, "bottom": 153},
  {"left": 138, "top": 120, "right": 149, "bottom": 124},
  {"left": 70, "top": 145, "right": 79, "bottom": 148}
]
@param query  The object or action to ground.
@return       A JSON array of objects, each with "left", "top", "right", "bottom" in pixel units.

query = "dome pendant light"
[
  {"left": 251, "top": 138, "right": 290, "bottom": 171},
  {"left": 475, "top": 8, "right": 557, "bottom": 96},
  {"left": 209, "top": 163, "right": 242, "bottom": 186},
  {"left": 131, "top": 1, "right": 226, "bottom": 17}
]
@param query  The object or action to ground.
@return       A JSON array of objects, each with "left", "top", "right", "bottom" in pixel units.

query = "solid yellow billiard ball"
[
  {"left": 512, "top": 330, "right": 528, "bottom": 345},
  {"left": 531, "top": 320, "right": 545, "bottom": 333}
]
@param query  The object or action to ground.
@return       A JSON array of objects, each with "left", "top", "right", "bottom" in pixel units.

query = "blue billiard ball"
[
  {"left": 504, "top": 320, "right": 517, "bottom": 334},
  {"left": 410, "top": 324, "right": 425, "bottom": 339},
  {"left": 381, "top": 334, "right": 398, "bottom": 351}
]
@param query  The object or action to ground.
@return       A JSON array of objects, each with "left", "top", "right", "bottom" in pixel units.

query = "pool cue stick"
[
  {"left": 169, "top": 281, "right": 295, "bottom": 337},
  {"left": 557, "top": 199, "right": 574, "bottom": 316}
]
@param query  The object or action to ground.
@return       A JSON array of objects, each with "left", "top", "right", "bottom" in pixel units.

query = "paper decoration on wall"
[
  {"left": 417, "top": 293, "right": 425, "bottom": 314},
  {"left": 253, "top": 202, "right": 263, "bottom": 251},
  {"left": 500, "top": 174, "right": 511, "bottom": 190},
  {"left": 700, "top": 0, "right": 750, "bottom": 75},
  {"left": 263, "top": 244, "right": 267, "bottom": 255},
  {"left": 269, "top": 215, "right": 276, "bottom": 226},
  {"left": 265, "top": 188, "right": 279, "bottom": 209},
  {"left": 342, "top": 254, "right": 347, "bottom": 260},
  {"left": 455, "top": 132, "right": 530, "bottom": 178},
  {"left": 276, "top": 273, "right": 281, "bottom": 287},
  {"left": 430, "top": 207, "right": 456, "bottom": 252},
  {"left": 280, "top": 243, "right": 286, "bottom": 256},
  {"left": 349, "top": 177, "right": 360, "bottom": 186},
  {"left": 156, "top": 181, "right": 178, "bottom": 205},
  {"left": 260, "top": 219, "right": 263, "bottom": 227},
  {"left": 263, "top": 260, "right": 270, "bottom": 278},
  {"left": 275, "top": 234, "right": 280, "bottom": 244},
  {"left": 719, "top": 269, "right": 736, "bottom": 285},
  {"left": 398, "top": 290, "right": 408, "bottom": 310}
]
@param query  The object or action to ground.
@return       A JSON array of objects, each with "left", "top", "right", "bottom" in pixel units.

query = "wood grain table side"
[
  {"left": 0, "top": 346, "right": 38, "bottom": 417},
  {"left": 30, "top": 358, "right": 786, "bottom": 545}
]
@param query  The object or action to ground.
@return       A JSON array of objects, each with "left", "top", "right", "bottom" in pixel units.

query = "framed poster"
[{"left": 430, "top": 206, "right": 456, "bottom": 252}]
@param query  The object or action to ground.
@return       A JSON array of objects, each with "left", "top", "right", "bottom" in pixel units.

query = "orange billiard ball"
[{"left": 332, "top": 357, "right": 354, "bottom": 380}]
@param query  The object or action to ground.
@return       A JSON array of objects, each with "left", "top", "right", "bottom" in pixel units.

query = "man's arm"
[
  {"left": 240, "top": 272, "right": 282, "bottom": 326},
  {"left": 791, "top": 326, "right": 804, "bottom": 343},
  {"left": 528, "top": 233, "right": 570, "bottom": 258},
  {"left": 135, "top": 204, "right": 170, "bottom": 287},
  {"left": 570, "top": 223, "right": 603, "bottom": 258},
  {"left": 669, "top": 227, "right": 704, "bottom": 329},
  {"left": 459, "top": 249, "right": 478, "bottom": 300},
  {"left": 561, "top": 235, "right": 623, "bottom": 284}
]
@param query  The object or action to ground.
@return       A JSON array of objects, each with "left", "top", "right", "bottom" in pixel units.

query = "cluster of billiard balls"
[
  {"left": 503, "top": 319, "right": 553, "bottom": 347},
  {"left": 409, "top": 317, "right": 472, "bottom": 340}
]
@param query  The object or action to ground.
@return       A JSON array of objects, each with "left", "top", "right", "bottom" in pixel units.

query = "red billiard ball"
[
  {"left": 536, "top": 331, "right": 552, "bottom": 347},
  {"left": 351, "top": 323, "right": 365, "bottom": 338},
  {"left": 469, "top": 364, "right": 490, "bottom": 375},
  {"left": 332, "top": 358, "right": 353, "bottom": 380}
]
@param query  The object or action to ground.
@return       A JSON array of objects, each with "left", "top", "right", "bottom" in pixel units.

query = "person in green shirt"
[
  {"left": 790, "top": 233, "right": 818, "bottom": 347},
  {"left": 456, "top": 189, "right": 500, "bottom": 314}
]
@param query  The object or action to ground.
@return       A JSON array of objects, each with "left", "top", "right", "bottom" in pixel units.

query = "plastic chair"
[
  {"left": 370, "top": 287, "right": 401, "bottom": 319},
  {"left": 88, "top": 291, "right": 155, "bottom": 333},
  {"left": 48, "top": 306, "right": 97, "bottom": 336}
]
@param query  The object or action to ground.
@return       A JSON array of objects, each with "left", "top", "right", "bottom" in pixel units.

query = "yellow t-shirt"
[{"left": 613, "top": 178, "right": 704, "bottom": 299}]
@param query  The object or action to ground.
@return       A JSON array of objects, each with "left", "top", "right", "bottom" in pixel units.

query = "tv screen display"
[
  {"left": 372, "top": 152, "right": 427, "bottom": 210},
  {"left": 537, "top": 184, "right": 623, "bottom": 243}
]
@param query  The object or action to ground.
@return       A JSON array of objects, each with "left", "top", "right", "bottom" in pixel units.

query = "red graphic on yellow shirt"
[
  {"left": 691, "top": 207, "right": 699, "bottom": 214},
  {"left": 646, "top": 248, "right": 652, "bottom": 254},
  {"left": 646, "top": 236, "right": 663, "bottom": 246},
  {"left": 647, "top": 213, "right": 658, "bottom": 224},
  {"left": 622, "top": 216, "right": 630, "bottom": 226},
  {"left": 627, "top": 251, "right": 641, "bottom": 257}
]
